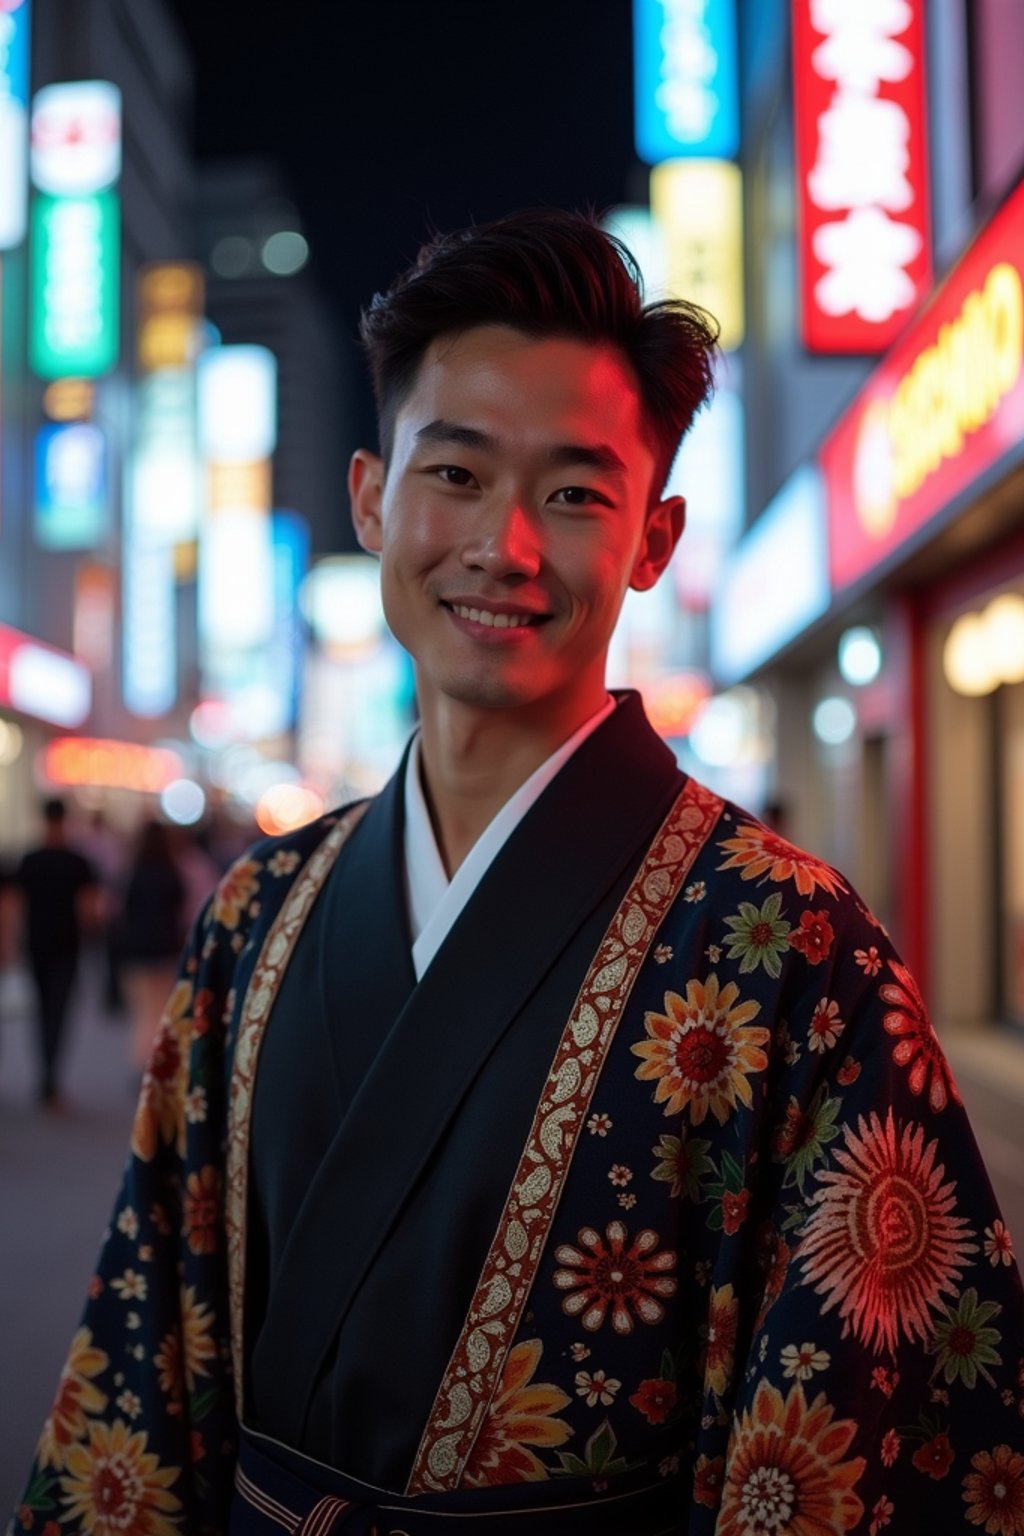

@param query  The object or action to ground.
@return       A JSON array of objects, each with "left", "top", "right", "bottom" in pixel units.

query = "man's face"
[{"left": 350, "top": 325, "right": 684, "bottom": 726}]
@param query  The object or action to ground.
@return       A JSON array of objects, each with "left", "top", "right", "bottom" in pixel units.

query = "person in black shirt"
[{"left": 15, "top": 797, "right": 97, "bottom": 1106}]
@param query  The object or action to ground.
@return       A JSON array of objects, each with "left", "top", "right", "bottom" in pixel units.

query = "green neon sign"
[{"left": 30, "top": 190, "right": 120, "bottom": 379}]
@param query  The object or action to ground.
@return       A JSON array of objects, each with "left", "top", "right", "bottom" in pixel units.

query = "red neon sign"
[
  {"left": 821, "top": 177, "right": 1024, "bottom": 593},
  {"left": 792, "top": 0, "right": 932, "bottom": 353}
]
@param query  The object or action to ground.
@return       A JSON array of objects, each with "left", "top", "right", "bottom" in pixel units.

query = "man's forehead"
[{"left": 396, "top": 326, "right": 650, "bottom": 448}]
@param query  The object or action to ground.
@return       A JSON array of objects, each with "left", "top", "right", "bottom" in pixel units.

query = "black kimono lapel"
[{"left": 248, "top": 694, "right": 684, "bottom": 1480}]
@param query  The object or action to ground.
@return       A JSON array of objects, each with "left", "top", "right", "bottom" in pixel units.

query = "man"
[
  {"left": 13, "top": 211, "right": 1024, "bottom": 1535},
  {"left": 13, "top": 798, "right": 97, "bottom": 1108}
]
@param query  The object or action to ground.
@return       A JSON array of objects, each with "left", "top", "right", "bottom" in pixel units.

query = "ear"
[
  {"left": 629, "top": 494, "right": 686, "bottom": 592},
  {"left": 349, "top": 449, "right": 385, "bottom": 554}
]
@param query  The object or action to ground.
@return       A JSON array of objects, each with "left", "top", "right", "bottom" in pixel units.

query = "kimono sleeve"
[
  {"left": 709, "top": 900, "right": 1024, "bottom": 1535},
  {"left": 9, "top": 875, "right": 253, "bottom": 1536}
]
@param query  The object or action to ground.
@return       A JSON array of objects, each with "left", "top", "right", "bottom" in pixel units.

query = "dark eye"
[
  {"left": 438, "top": 465, "right": 475, "bottom": 486},
  {"left": 552, "top": 486, "right": 605, "bottom": 507}
]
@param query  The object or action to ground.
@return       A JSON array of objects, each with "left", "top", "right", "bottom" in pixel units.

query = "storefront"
[
  {"left": 0, "top": 623, "right": 92, "bottom": 860},
  {"left": 711, "top": 169, "right": 1024, "bottom": 1231}
]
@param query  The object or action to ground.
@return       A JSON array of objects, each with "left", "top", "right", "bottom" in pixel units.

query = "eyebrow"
[{"left": 414, "top": 419, "right": 628, "bottom": 477}]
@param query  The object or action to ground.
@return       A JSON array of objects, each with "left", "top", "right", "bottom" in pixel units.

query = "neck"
[{"left": 416, "top": 684, "right": 611, "bottom": 877}]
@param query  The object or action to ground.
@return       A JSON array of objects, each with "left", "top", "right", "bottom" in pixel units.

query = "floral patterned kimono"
[{"left": 11, "top": 694, "right": 1024, "bottom": 1536}]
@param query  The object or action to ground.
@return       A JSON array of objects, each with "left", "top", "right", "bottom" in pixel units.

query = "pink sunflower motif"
[
  {"left": 879, "top": 960, "right": 961, "bottom": 1113},
  {"left": 553, "top": 1221, "right": 677, "bottom": 1334},
  {"left": 798, "top": 1110, "right": 976, "bottom": 1354}
]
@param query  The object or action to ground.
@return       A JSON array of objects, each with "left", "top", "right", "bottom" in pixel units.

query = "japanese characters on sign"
[
  {"left": 633, "top": 0, "right": 739, "bottom": 163},
  {"left": 792, "top": 0, "right": 932, "bottom": 352}
]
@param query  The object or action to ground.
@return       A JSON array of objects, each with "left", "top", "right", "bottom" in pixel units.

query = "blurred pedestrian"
[
  {"left": 77, "top": 807, "right": 128, "bottom": 1013},
  {"left": 117, "top": 818, "right": 186, "bottom": 1072},
  {"left": 13, "top": 797, "right": 97, "bottom": 1107}
]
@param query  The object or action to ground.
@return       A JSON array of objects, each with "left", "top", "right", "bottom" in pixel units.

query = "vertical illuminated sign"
[
  {"left": 197, "top": 346, "right": 278, "bottom": 727},
  {"left": 34, "top": 421, "right": 107, "bottom": 548},
  {"left": 651, "top": 158, "right": 744, "bottom": 348},
  {"left": 130, "top": 263, "right": 204, "bottom": 543},
  {"left": 29, "top": 190, "right": 120, "bottom": 377},
  {"left": 792, "top": 0, "right": 932, "bottom": 352},
  {"left": 633, "top": 0, "right": 739, "bottom": 163},
  {"left": 0, "top": 0, "right": 29, "bottom": 250},
  {"left": 30, "top": 80, "right": 121, "bottom": 196},
  {"left": 122, "top": 532, "right": 177, "bottom": 717}
]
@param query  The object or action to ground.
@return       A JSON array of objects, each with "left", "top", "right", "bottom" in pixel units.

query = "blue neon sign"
[
  {"left": 0, "top": 0, "right": 31, "bottom": 248},
  {"left": 633, "top": 0, "right": 739, "bottom": 164}
]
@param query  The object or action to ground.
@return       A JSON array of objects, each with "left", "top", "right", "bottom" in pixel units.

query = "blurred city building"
[{"left": 0, "top": 0, "right": 397, "bottom": 866}]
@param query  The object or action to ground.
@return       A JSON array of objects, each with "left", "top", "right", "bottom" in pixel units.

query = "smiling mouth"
[{"left": 440, "top": 602, "right": 550, "bottom": 630}]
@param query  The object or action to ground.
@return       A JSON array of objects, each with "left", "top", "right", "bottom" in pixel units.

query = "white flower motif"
[
  {"left": 780, "top": 1341, "right": 831, "bottom": 1381},
  {"left": 115, "top": 1389, "right": 142, "bottom": 1419},
  {"left": 574, "top": 1368, "right": 621, "bottom": 1407},
  {"left": 111, "top": 1269, "right": 148, "bottom": 1301},
  {"left": 116, "top": 1206, "right": 139, "bottom": 1240}
]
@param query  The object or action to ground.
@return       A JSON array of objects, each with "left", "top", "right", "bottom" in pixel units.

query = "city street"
[{"left": 0, "top": 956, "right": 137, "bottom": 1511}]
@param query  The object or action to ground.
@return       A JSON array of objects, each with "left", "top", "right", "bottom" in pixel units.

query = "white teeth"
[{"left": 453, "top": 605, "right": 535, "bottom": 628}]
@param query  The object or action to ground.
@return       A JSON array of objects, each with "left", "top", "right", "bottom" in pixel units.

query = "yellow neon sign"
[{"left": 855, "top": 262, "right": 1024, "bottom": 535}]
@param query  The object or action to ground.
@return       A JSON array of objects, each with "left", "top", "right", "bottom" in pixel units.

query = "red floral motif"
[
  {"left": 771, "top": 1102, "right": 813, "bottom": 1162},
  {"left": 722, "top": 1187, "right": 750, "bottom": 1235},
  {"left": 553, "top": 1222, "right": 677, "bottom": 1334},
  {"left": 837, "top": 1056, "right": 862, "bottom": 1086},
  {"left": 912, "top": 1431, "right": 954, "bottom": 1480},
  {"left": 881, "top": 1428, "right": 901, "bottom": 1466},
  {"left": 692, "top": 1453, "right": 725, "bottom": 1509},
  {"left": 716, "top": 822, "right": 846, "bottom": 898},
  {"left": 963, "top": 1444, "right": 1024, "bottom": 1534},
  {"left": 798, "top": 1110, "right": 976, "bottom": 1353},
  {"left": 183, "top": 1166, "right": 219, "bottom": 1255},
  {"left": 755, "top": 1225, "right": 791, "bottom": 1327},
  {"left": 789, "top": 909, "right": 835, "bottom": 965},
  {"left": 879, "top": 960, "right": 961, "bottom": 1114},
  {"left": 629, "top": 1377, "right": 678, "bottom": 1423}
]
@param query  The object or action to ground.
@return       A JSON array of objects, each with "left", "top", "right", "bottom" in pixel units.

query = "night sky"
[{"left": 166, "top": 0, "right": 641, "bottom": 344}]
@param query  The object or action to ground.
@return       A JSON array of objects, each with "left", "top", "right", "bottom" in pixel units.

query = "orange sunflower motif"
[
  {"left": 717, "top": 822, "right": 846, "bottom": 899},
  {"left": 59, "top": 1418, "right": 181, "bottom": 1536},
  {"left": 553, "top": 1221, "right": 677, "bottom": 1333},
  {"left": 718, "top": 1379, "right": 866, "bottom": 1535},
  {"left": 879, "top": 959, "right": 961, "bottom": 1113},
  {"left": 181, "top": 1286, "right": 218, "bottom": 1394},
  {"left": 130, "top": 980, "right": 194, "bottom": 1162},
  {"left": 798, "top": 1109, "right": 976, "bottom": 1353},
  {"left": 37, "top": 1328, "right": 109, "bottom": 1470},
  {"left": 632, "top": 975, "right": 769, "bottom": 1127},
  {"left": 963, "top": 1444, "right": 1024, "bottom": 1535},
  {"left": 211, "top": 858, "right": 261, "bottom": 929},
  {"left": 699, "top": 1283, "right": 739, "bottom": 1398},
  {"left": 462, "top": 1340, "right": 571, "bottom": 1486}
]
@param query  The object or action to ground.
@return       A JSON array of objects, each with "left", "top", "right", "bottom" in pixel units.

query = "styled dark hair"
[{"left": 358, "top": 208, "right": 720, "bottom": 491}]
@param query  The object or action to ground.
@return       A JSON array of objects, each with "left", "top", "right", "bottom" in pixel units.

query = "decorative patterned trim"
[
  {"left": 225, "top": 803, "right": 371, "bottom": 1418},
  {"left": 407, "top": 778, "right": 724, "bottom": 1494}
]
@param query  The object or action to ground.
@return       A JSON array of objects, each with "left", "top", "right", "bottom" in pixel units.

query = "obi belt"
[{"left": 231, "top": 1425, "right": 683, "bottom": 1536}]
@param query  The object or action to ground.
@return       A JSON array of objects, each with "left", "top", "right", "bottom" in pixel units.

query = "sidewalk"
[{"left": 0, "top": 955, "right": 138, "bottom": 1513}]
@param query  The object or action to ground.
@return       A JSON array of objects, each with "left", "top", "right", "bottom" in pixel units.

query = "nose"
[{"left": 461, "top": 498, "right": 541, "bottom": 579}]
